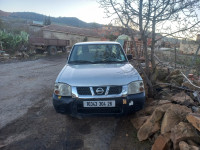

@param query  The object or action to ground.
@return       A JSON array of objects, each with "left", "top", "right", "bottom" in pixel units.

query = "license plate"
[{"left": 83, "top": 101, "right": 115, "bottom": 107}]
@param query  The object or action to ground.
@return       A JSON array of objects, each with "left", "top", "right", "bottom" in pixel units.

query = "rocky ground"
[{"left": 0, "top": 54, "right": 152, "bottom": 150}]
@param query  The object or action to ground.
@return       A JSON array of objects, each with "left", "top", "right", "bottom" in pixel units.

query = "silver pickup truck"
[{"left": 53, "top": 41, "right": 145, "bottom": 116}]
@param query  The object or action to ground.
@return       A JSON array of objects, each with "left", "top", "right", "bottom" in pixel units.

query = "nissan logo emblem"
[{"left": 96, "top": 88, "right": 104, "bottom": 94}]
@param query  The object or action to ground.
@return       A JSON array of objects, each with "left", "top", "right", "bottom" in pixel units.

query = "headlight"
[
  {"left": 54, "top": 83, "right": 71, "bottom": 96},
  {"left": 128, "top": 81, "right": 144, "bottom": 94}
]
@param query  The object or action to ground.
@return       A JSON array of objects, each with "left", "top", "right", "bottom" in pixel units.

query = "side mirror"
[{"left": 127, "top": 54, "right": 133, "bottom": 60}]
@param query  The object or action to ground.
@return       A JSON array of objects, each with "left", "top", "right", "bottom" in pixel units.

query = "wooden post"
[{"left": 175, "top": 47, "right": 177, "bottom": 69}]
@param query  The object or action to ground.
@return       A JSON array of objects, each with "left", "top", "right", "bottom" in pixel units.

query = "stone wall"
[{"left": 180, "top": 41, "right": 200, "bottom": 55}]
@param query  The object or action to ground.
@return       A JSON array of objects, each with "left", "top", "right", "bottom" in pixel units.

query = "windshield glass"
[{"left": 68, "top": 44, "right": 127, "bottom": 64}]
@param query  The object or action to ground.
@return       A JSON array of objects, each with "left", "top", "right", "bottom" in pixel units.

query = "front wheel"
[{"left": 48, "top": 46, "right": 57, "bottom": 55}]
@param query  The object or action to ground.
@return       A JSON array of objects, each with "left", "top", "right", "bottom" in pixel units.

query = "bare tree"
[{"left": 98, "top": 0, "right": 200, "bottom": 96}]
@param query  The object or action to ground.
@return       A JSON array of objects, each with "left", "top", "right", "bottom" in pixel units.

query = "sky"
[{"left": 0, "top": 0, "right": 111, "bottom": 24}]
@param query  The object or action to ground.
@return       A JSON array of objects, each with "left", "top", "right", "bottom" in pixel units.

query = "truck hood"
[{"left": 56, "top": 63, "right": 142, "bottom": 86}]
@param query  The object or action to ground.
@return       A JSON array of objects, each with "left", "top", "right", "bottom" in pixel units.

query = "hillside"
[
  {"left": 0, "top": 10, "right": 11, "bottom": 17},
  {"left": 0, "top": 10, "right": 102, "bottom": 28}
]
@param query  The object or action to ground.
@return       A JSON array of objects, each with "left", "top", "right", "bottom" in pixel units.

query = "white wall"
[{"left": 180, "top": 41, "right": 200, "bottom": 55}]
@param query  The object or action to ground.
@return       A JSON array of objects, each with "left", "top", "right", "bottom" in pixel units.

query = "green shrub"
[{"left": 0, "top": 30, "right": 29, "bottom": 54}]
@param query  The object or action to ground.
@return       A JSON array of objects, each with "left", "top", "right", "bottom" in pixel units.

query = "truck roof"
[{"left": 74, "top": 41, "right": 120, "bottom": 45}]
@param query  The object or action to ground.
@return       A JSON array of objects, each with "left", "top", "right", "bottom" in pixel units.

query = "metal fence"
[{"left": 154, "top": 49, "right": 200, "bottom": 76}]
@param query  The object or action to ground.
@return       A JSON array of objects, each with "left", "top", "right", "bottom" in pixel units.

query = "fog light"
[
  {"left": 139, "top": 87, "right": 144, "bottom": 92},
  {"left": 55, "top": 90, "right": 59, "bottom": 95},
  {"left": 129, "top": 100, "right": 134, "bottom": 106}
]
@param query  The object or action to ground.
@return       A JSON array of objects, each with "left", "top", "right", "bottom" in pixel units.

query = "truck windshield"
[{"left": 68, "top": 44, "right": 127, "bottom": 64}]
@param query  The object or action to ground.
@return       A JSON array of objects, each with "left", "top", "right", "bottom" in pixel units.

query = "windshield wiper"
[
  {"left": 68, "top": 60, "right": 94, "bottom": 64},
  {"left": 92, "top": 60, "right": 127, "bottom": 64}
]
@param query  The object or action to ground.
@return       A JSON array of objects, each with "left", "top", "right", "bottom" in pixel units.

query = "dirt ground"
[{"left": 0, "top": 54, "right": 151, "bottom": 150}]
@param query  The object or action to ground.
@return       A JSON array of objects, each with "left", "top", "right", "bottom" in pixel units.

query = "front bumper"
[{"left": 53, "top": 92, "right": 145, "bottom": 116}]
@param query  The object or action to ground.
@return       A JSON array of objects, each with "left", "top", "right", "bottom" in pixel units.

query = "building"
[
  {"left": 94, "top": 24, "right": 123, "bottom": 41},
  {"left": 29, "top": 23, "right": 44, "bottom": 36}
]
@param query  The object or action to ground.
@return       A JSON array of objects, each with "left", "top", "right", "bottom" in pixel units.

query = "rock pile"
[
  {"left": 131, "top": 100, "right": 200, "bottom": 150},
  {"left": 131, "top": 68, "right": 200, "bottom": 150},
  {"left": 0, "top": 50, "right": 10, "bottom": 61}
]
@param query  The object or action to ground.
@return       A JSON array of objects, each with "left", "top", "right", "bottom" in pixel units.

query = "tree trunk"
[
  {"left": 139, "top": 0, "right": 153, "bottom": 97},
  {"left": 151, "top": 17, "right": 156, "bottom": 72},
  {"left": 143, "top": 35, "right": 153, "bottom": 97},
  {"left": 175, "top": 47, "right": 177, "bottom": 69}
]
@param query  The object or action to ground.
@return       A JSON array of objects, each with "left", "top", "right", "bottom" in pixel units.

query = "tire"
[
  {"left": 48, "top": 46, "right": 57, "bottom": 55},
  {"left": 35, "top": 49, "right": 44, "bottom": 54}
]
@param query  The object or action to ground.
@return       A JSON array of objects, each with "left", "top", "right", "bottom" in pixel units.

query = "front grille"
[
  {"left": 108, "top": 86, "right": 122, "bottom": 95},
  {"left": 76, "top": 86, "right": 122, "bottom": 95},
  {"left": 77, "top": 87, "right": 91, "bottom": 95},
  {"left": 93, "top": 87, "right": 106, "bottom": 95}
]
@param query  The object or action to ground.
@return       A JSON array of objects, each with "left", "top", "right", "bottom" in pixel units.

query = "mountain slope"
[{"left": 0, "top": 10, "right": 102, "bottom": 28}]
